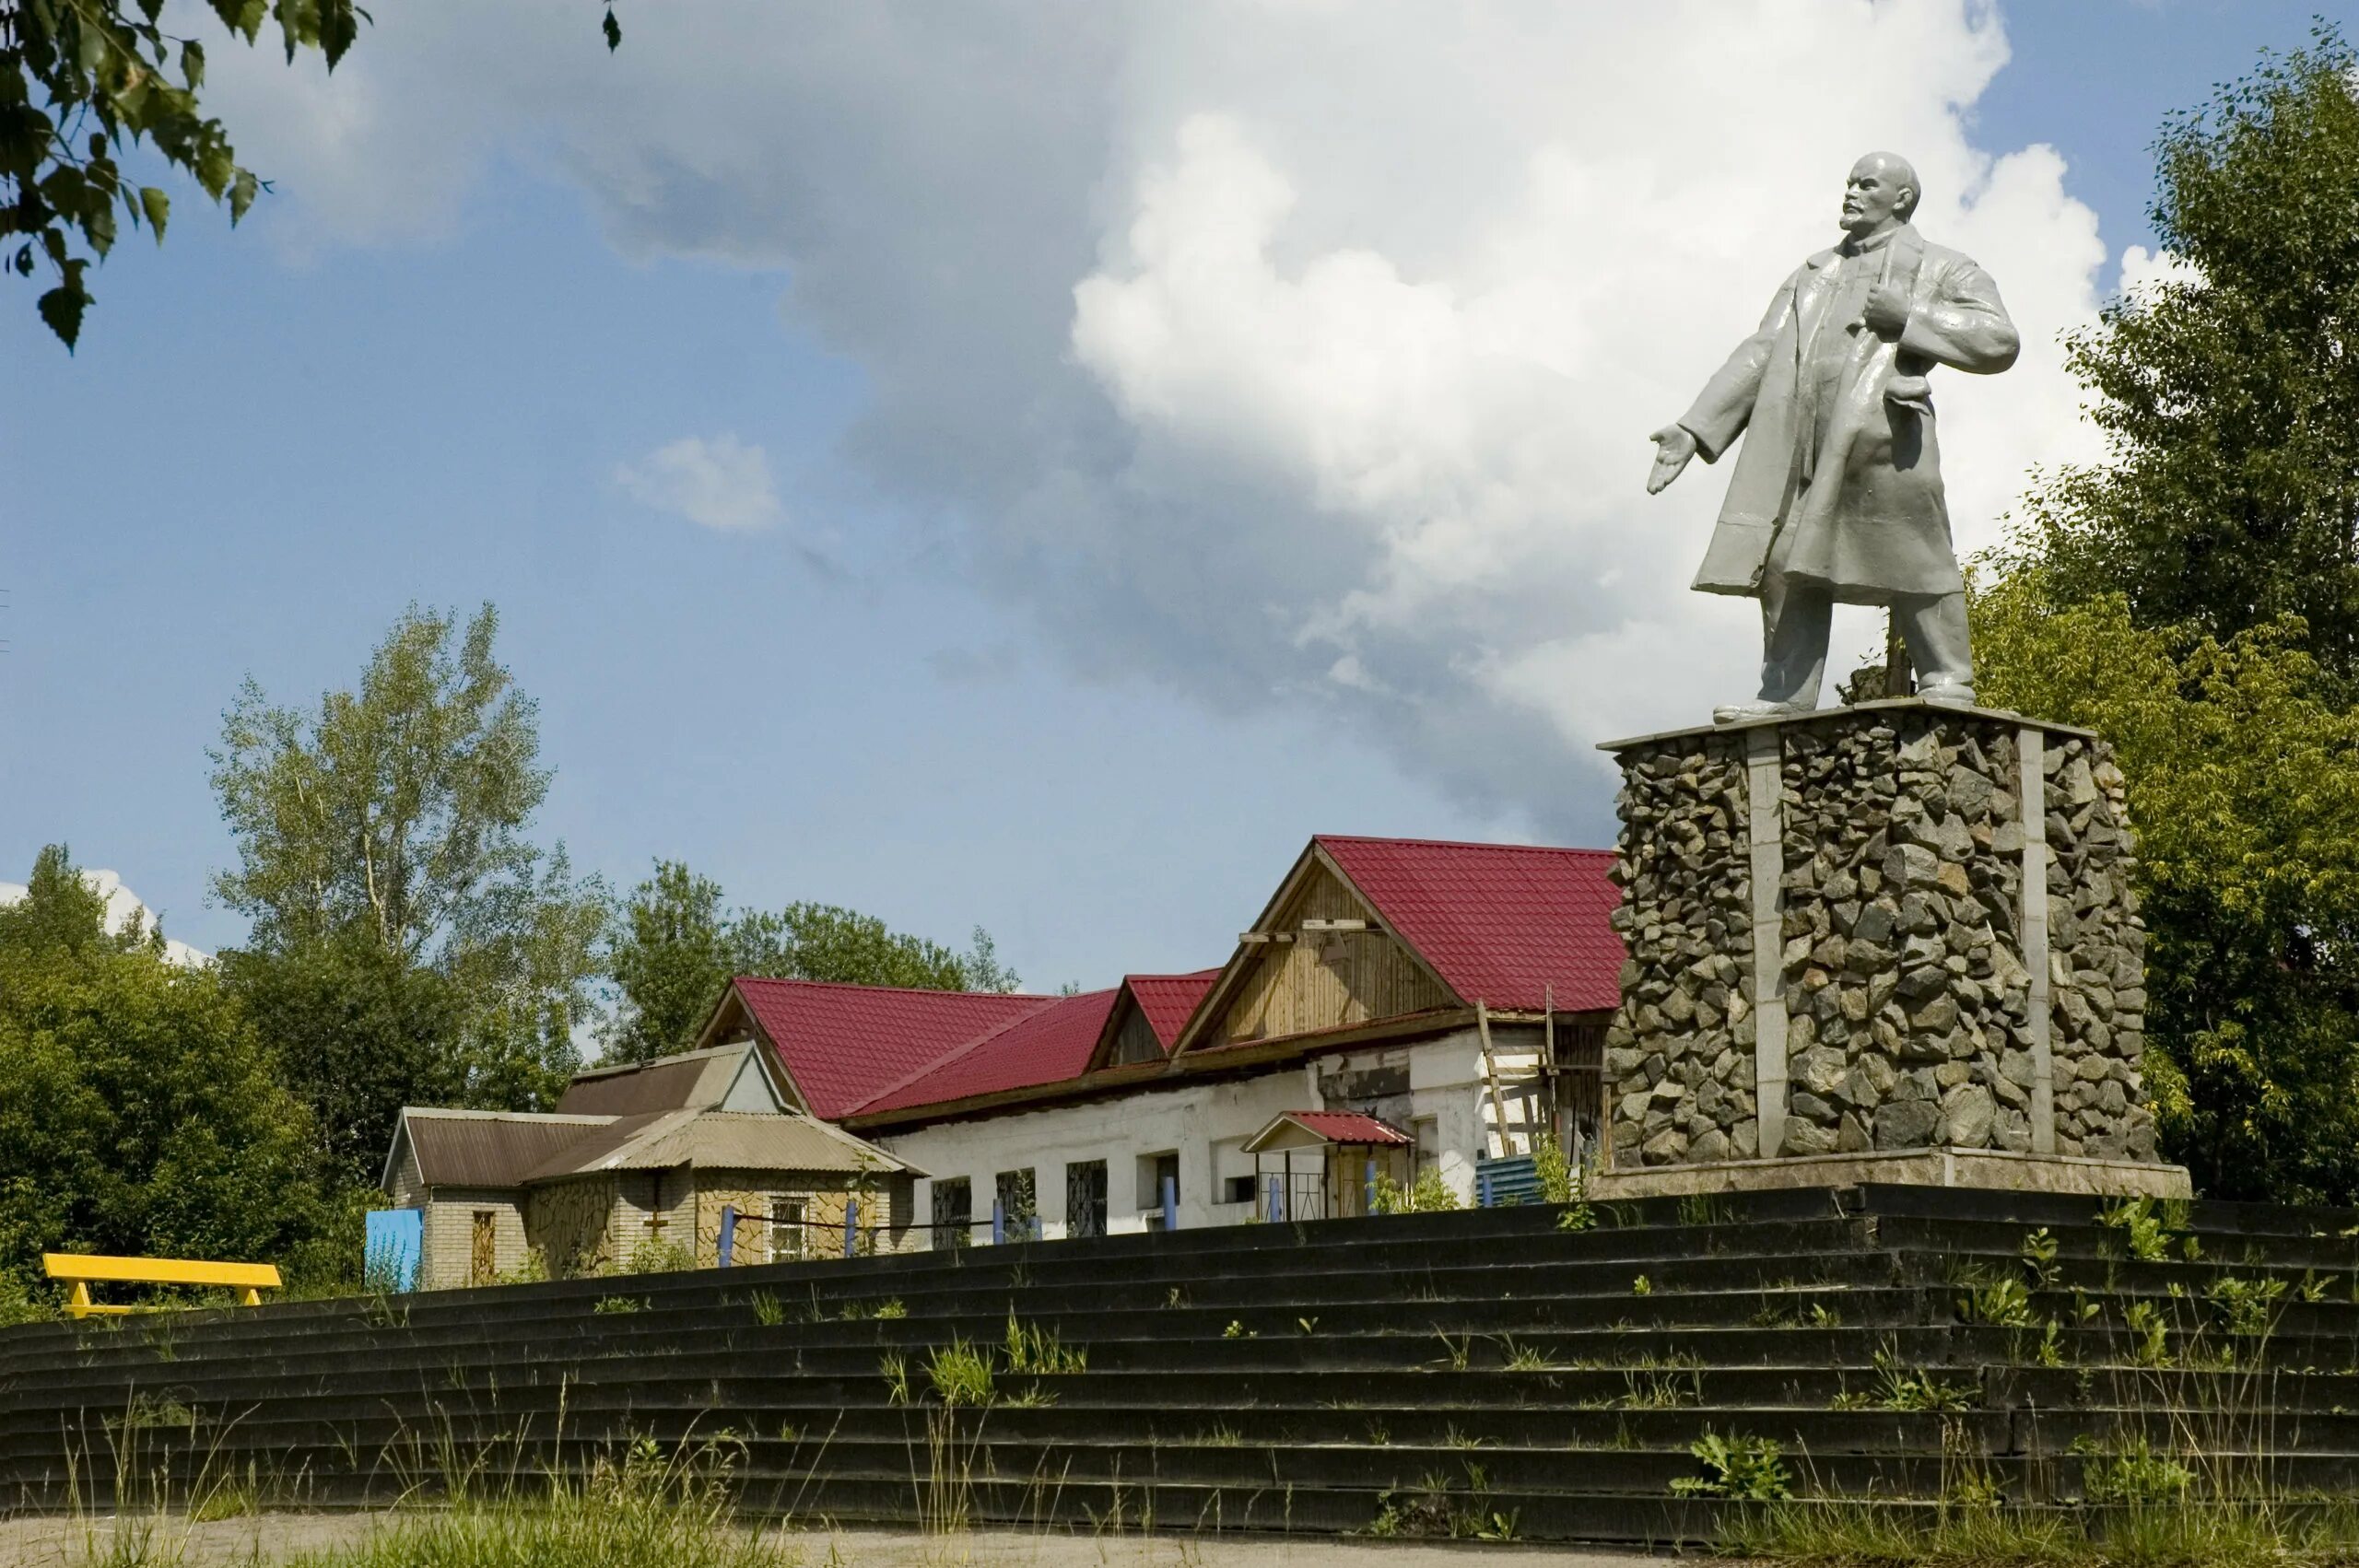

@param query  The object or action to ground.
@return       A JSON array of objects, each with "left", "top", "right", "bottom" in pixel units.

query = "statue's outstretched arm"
[{"left": 1679, "top": 275, "right": 1799, "bottom": 461}]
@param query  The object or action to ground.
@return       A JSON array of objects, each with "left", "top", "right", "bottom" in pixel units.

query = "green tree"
[
  {"left": 1974, "top": 573, "right": 2359, "bottom": 1203},
  {"left": 217, "top": 933, "right": 466, "bottom": 1191},
  {"left": 3, "top": 0, "right": 357, "bottom": 348},
  {"left": 211, "top": 603, "right": 608, "bottom": 1126},
  {"left": 6, "top": 0, "right": 625, "bottom": 349},
  {"left": 762, "top": 904, "right": 1020, "bottom": 995},
  {"left": 2027, "top": 26, "right": 2359, "bottom": 682},
  {"left": 604, "top": 860, "right": 1022, "bottom": 1065},
  {"left": 0, "top": 846, "right": 337, "bottom": 1296},
  {"left": 604, "top": 860, "right": 737, "bottom": 1067}
]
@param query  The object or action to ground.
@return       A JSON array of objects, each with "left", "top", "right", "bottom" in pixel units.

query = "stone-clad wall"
[
  {"left": 1602, "top": 704, "right": 2157, "bottom": 1169},
  {"left": 2048, "top": 736, "right": 2154, "bottom": 1159},
  {"left": 1773, "top": 719, "right": 2032, "bottom": 1157},
  {"left": 1604, "top": 732, "right": 1759, "bottom": 1164}
]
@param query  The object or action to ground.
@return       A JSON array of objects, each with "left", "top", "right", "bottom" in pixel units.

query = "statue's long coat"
[{"left": 1679, "top": 224, "right": 2019, "bottom": 603}]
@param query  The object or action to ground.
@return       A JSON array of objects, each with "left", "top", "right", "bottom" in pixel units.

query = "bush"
[{"left": 1373, "top": 1168, "right": 1462, "bottom": 1214}]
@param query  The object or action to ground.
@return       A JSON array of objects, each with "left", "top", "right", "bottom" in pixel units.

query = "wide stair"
[{"left": 6, "top": 1183, "right": 2359, "bottom": 1544}]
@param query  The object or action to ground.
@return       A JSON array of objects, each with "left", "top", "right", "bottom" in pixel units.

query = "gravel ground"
[{"left": 0, "top": 1513, "right": 1723, "bottom": 1567}]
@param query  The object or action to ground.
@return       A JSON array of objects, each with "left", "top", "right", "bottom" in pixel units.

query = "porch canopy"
[
  {"left": 1244, "top": 1111, "right": 1414, "bottom": 1222},
  {"left": 1243, "top": 1111, "right": 1413, "bottom": 1154}
]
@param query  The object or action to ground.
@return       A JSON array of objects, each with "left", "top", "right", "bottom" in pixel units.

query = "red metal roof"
[
  {"left": 855, "top": 988, "right": 1121, "bottom": 1114},
  {"left": 1125, "top": 968, "right": 1221, "bottom": 1047},
  {"left": 734, "top": 977, "right": 1050, "bottom": 1120},
  {"left": 1265, "top": 1111, "right": 1414, "bottom": 1146},
  {"left": 1316, "top": 836, "right": 1624, "bottom": 1013}
]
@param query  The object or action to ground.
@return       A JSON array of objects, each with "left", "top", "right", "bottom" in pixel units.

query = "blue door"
[{"left": 365, "top": 1209, "right": 423, "bottom": 1292}]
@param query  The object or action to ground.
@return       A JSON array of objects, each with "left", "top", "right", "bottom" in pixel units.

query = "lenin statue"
[{"left": 1647, "top": 152, "right": 2019, "bottom": 723}]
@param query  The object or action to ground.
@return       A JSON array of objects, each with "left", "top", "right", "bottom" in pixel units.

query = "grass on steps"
[
  {"left": 74, "top": 1433, "right": 800, "bottom": 1568},
  {"left": 1725, "top": 1495, "right": 2359, "bottom": 1565}
]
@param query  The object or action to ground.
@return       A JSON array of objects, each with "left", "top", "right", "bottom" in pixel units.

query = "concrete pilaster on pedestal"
[{"left": 1593, "top": 698, "right": 2188, "bottom": 1200}]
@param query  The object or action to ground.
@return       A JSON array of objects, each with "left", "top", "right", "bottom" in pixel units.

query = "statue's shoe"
[
  {"left": 1919, "top": 679, "right": 1978, "bottom": 709},
  {"left": 1711, "top": 699, "right": 1813, "bottom": 724}
]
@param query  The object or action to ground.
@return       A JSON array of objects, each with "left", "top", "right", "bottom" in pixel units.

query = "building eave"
[{"left": 839, "top": 1007, "right": 1563, "bottom": 1134}]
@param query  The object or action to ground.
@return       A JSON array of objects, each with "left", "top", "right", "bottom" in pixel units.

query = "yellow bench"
[{"left": 42, "top": 1254, "right": 282, "bottom": 1318}]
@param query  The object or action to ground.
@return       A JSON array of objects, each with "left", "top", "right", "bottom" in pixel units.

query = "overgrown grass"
[
  {"left": 1724, "top": 1495, "right": 2359, "bottom": 1565},
  {"left": 281, "top": 1436, "right": 793, "bottom": 1568}
]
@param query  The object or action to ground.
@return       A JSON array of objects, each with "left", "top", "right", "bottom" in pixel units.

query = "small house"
[{"left": 378, "top": 1041, "right": 921, "bottom": 1289}]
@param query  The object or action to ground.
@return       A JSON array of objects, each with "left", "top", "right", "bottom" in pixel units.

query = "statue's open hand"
[
  {"left": 1647, "top": 425, "right": 1697, "bottom": 495},
  {"left": 1864, "top": 282, "right": 1910, "bottom": 336}
]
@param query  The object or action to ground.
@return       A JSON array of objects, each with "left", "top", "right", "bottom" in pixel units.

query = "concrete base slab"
[{"left": 1590, "top": 1146, "right": 2192, "bottom": 1200}]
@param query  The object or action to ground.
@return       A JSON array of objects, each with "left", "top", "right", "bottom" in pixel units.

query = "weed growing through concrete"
[
  {"left": 1500, "top": 1336, "right": 1553, "bottom": 1371},
  {"left": 593, "top": 1295, "right": 645, "bottom": 1315},
  {"left": 283, "top": 1433, "right": 793, "bottom": 1568},
  {"left": 925, "top": 1339, "right": 996, "bottom": 1407},
  {"left": 1618, "top": 1368, "right": 1703, "bottom": 1410},
  {"left": 2099, "top": 1195, "right": 2192, "bottom": 1263},
  {"left": 747, "top": 1291, "right": 784, "bottom": 1328},
  {"left": 1671, "top": 1429, "right": 1793, "bottom": 1501},
  {"left": 2022, "top": 1225, "right": 2062, "bottom": 1288},
  {"left": 1828, "top": 1350, "right": 1974, "bottom": 1412},
  {"left": 1002, "top": 1314, "right": 1085, "bottom": 1375},
  {"left": 1959, "top": 1273, "right": 2038, "bottom": 1328}
]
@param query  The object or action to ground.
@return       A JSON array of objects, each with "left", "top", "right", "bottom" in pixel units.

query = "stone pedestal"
[{"left": 1596, "top": 699, "right": 2188, "bottom": 1199}]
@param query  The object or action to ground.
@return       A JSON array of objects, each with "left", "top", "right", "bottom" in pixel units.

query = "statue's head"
[{"left": 1840, "top": 151, "right": 1919, "bottom": 237}]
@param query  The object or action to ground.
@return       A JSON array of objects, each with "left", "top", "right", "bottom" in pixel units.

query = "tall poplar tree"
[{"left": 211, "top": 604, "right": 608, "bottom": 1168}]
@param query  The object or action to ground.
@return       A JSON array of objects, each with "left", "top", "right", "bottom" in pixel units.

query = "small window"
[
  {"left": 931, "top": 1177, "right": 972, "bottom": 1251},
  {"left": 994, "top": 1168, "right": 1039, "bottom": 1240},
  {"left": 1221, "top": 1175, "right": 1257, "bottom": 1206},
  {"left": 774, "top": 1199, "right": 806, "bottom": 1260},
  {"left": 1065, "top": 1160, "right": 1109, "bottom": 1239},
  {"left": 470, "top": 1210, "right": 498, "bottom": 1287}
]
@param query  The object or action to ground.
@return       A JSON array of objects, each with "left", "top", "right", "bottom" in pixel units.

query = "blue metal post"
[
  {"left": 1479, "top": 1171, "right": 1494, "bottom": 1209},
  {"left": 992, "top": 1199, "right": 1005, "bottom": 1246},
  {"left": 1265, "top": 1173, "right": 1284, "bottom": 1223},
  {"left": 718, "top": 1204, "right": 736, "bottom": 1268},
  {"left": 1365, "top": 1159, "right": 1377, "bottom": 1215},
  {"left": 1161, "top": 1174, "right": 1177, "bottom": 1232},
  {"left": 843, "top": 1199, "right": 860, "bottom": 1258}
]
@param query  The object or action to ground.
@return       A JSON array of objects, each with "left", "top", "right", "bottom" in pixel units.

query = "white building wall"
[{"left": 873, "top": 1025, "right": 1539, "bottom": 1239}]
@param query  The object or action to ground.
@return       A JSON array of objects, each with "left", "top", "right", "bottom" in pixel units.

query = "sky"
[{"left": 2, "top": 0, "right": 2348, "bottom": 991}]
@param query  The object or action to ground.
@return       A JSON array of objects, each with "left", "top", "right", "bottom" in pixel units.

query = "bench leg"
[
  {"left": 241, "top": 1288, "right": 261, "bottom": 1307},
  {"left": 67, "top": 1281, "right": 91, "bottom": 1320}
]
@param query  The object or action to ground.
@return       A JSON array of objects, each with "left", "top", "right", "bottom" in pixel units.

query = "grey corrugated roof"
[
  {"left": 399, "top": 1109, "right": 614, "bottom": 1189},
  {"left": 555, "top": 1051, "right": 734, "bottom": 1116},
  {"left": 523, "top": 1110, "right": 917, "bottom": 1181}
]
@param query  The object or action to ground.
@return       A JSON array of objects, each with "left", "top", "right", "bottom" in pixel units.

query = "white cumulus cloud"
[
  {"left": 615, "top": 434, "right": 782, "bottom": 532},
  {"left": 199, "top": 0, "right": 2117, "bottom": 837}
]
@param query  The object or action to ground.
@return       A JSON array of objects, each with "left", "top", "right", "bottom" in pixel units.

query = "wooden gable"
[
  {"left": 1214, "top": 855, "right": 1455, "bottom": 1045},
  {"left": 1089, "top": 994, "right": 1170, "bottom": 1071},
  {"left": 691, "top": 985, "right": 813, "bottom": 1114}
]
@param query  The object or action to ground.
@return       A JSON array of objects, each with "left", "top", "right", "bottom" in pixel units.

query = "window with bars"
[
  {"left": 1064, "top": 1160, "right": 1109, "bottom": 1238},
  {"left": 994, "top": 1168, "right": 1039, "bottom": 1239},
  {"left": 930, "top": 1177, "right": 972, "bottom": 1250}
]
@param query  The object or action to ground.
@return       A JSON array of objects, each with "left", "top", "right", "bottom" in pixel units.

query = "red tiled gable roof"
[
  {"left": 855, "top": 988, "right": 1121, "bottom": 1115},
  {"left": 734, "top": 977, "right": 1050, "bottom": 1119},
  {"left": 1317, "top": 836, "right": 1624, "bottom": 1013},
  {"left": 1125, "top": 968, "right": 1221, "bottom": 1048},
  {"left": 1283, "top": 1111, "right": 1412, "bottom": 1145}
]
